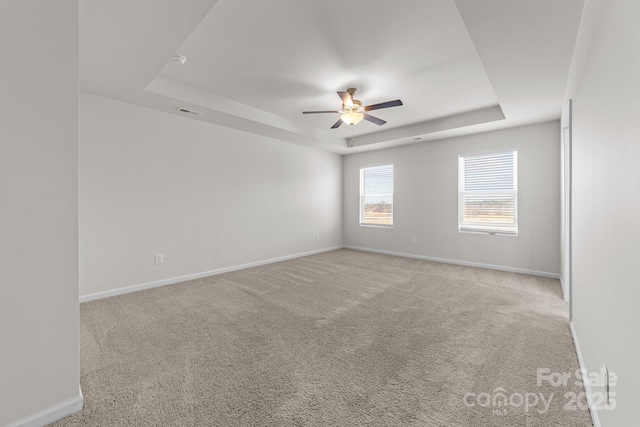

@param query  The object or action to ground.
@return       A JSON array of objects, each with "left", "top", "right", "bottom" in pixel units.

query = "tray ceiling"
[{"left": 80, "top": 0, "right": 584, "bottom": 153}]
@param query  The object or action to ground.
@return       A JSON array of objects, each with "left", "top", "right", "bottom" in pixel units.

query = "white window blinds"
[
  {"left": 360, "top": 164, "right": 393, "bottom": 226},
  {"left": 458, "top": 151, "right": 517, "bottom": 235}
]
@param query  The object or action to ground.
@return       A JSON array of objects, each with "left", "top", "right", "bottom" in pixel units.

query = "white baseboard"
[
  {"left": 570, "top": 322, "right": 601, "bottom": 427},
  {"left": 344, "top": 246, "right": 560, "bottom": 279},
  {"left": 80, "top": 246, "right": 344, "bottom": 303},
  {"left": 6, "top": 386, "right": 83, "bottom": 427},
  {"left": 80, "top": 245, "right": 560, "bottom": 303}
]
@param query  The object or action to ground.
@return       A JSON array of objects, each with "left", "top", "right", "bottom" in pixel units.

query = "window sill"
[
  {"left": 459, "top": 229, "right": 518, "bottom": 237},
  {"left": 360, "top": 224, "right": 393, "bottom": 229}
]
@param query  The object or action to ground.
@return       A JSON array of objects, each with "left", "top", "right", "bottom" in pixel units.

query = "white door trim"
[{"left": 561, "top": 99, "right": 573, "bottom": 316}]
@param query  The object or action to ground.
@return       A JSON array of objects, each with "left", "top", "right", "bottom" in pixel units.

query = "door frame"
[{"left": 561, "top": 99, "right": 573, "bottom": 319}]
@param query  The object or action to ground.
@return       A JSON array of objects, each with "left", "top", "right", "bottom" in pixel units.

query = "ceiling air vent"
[{"left": 175, "top": 107, "right": 201, "bottom": 116}]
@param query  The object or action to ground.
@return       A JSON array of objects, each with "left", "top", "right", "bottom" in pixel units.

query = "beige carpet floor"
[{"left": 53, "top": 249, "right": 592, "bottom": 426}]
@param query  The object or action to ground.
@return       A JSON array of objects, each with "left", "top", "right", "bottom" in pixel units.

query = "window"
[
  {"left": 360, "top": 164, "right": 393, "bottom": 226},
  {"left": 458, "top": 150, "right": 517, "bottom": 235}
]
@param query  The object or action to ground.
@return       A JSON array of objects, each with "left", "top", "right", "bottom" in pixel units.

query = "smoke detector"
[{"left": 171, "top": 54, "right": 187, "bottom": 65}]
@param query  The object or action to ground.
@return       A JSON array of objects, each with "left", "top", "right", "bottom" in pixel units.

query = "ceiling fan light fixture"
[{"left": 341, "top": 111, "right": 364, "bottom": 125}]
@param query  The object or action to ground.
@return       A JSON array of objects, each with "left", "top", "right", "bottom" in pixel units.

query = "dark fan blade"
[
  {"left": 365, "top": 99, "right": 403, "bottom": 111},
  {"left": 363, "top": 113, "right": 386, "bottom": 126},
  {"left": 337, "top": 91, "right": 353, "bottom": 107},
  {"left": 330, "top": 118, "right": 344, "bottom": 129},
  {"left": 302, "top": 110, "right": 340, "bottom": 114}
]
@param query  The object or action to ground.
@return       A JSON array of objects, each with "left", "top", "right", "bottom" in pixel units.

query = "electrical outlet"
[
  {"left": 316, "top": 233, "right": 320, "bottom": 241},
  {"left": 411, "top": 237, "right": 417, "bottom": 244},
  {"left": 155, "top": 254, "right": 164, "bottom": 265}
]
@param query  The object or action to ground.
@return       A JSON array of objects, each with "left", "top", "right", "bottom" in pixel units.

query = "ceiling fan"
[{"left": 303, "top": 88, "right": 403, "bottom": 129}]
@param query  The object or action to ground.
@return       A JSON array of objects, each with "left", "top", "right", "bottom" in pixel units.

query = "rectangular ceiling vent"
[{"left": 175, "top": 107, "right": 201, "bottom": 116}]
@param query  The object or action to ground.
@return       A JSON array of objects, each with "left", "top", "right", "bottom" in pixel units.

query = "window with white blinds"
[
  {"left": 458, "top": 151, "right": 517, "bottom": 235},
  {"left": 360, "top": 164, "right": 393, "bottom": 226}
]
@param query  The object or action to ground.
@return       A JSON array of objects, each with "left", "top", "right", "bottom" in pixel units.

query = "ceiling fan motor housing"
[{"left": 345, "top": 99, "right": 363, "bottom": 113}]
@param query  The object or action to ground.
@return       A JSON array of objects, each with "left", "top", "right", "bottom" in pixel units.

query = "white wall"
[
  {"left": 565, "top": 0, "right": 640, "bottom": 424},
  {"left": 0, "top": 1, "right": 81, "bottom": 425},
  {"left": 343, "top": 121, "right": 561, "bottom": 276},
  {"left": 79, "top": 93, "right": 342, "bottom": 298}
]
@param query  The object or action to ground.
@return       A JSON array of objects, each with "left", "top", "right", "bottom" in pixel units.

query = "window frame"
[
  {"left": 359, "top": 163, "right": 394, "bottom": 228},
  {"left": 458, "top": 150, "right": 518, "bottom": 236}
]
